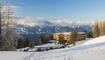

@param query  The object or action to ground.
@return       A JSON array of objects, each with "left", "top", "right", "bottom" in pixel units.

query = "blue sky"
[{"left": 4, "top": 0, "right": 105, "bottom": 21}]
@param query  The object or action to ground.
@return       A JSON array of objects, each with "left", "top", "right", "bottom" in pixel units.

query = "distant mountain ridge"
[
  {"left": 14, "top": 17, "right": 94, "bottom": 27},
  {"left": 14, "top": 17, "right": 93, "bottom": 42}
]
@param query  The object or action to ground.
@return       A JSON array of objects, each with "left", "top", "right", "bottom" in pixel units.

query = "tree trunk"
[{"left": 0, "top": 1, "right": 2, "bottom": 50}]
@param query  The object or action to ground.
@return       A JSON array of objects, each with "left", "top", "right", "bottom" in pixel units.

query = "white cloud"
[{"left": 14, "top": 17, "right": 94, "bottom": 27}]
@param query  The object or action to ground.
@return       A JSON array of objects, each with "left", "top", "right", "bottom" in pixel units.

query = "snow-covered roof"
[
  {"left": 54, "top": 32, "right": 86, "bottom": 35},
  {"left": 35, "top": 43, "right": 63, "bottom": 47},
  {"left": 54, "top": 32, "right": 70, "bottom": 35},
  {"left": 49, "top": 40, "right": 56, "bottom": 42}
]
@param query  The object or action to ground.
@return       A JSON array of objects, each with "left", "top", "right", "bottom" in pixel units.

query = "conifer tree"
[
  {"left": 29, "top": 39, "right": 35, "bottom": 49},
  {"left": 38, "top": 38, "right": 42, "bottom": 45},
  {"left": 92, "top": 23, "right": 100, "bottom": 38},
  {"left": 59, "top": 34, "right": 65, "bottom": 45},
  {"left": 70, "top": 28, "right": 78, "bottom": 46},
  {"left": 17, "top": 38, "right": 24, "bottom": 49},
  {"left": 40, "top": 33, "right": 46, "bottom": 44},
  {"left": 25, "top": 38, "right": 30, "bottom": 47},
  {"left": 46, "top": 35, "right": 50, "bottom": 43}
]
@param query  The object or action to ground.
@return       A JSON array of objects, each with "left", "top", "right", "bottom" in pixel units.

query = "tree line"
[
  {"left": 37, "top": 33, "right": 50, "bottom": 45},
  {"left": 92, "top": 21, "right": 105, "bottom": 38},
  {"left": 17, "top": 37, "right": 35, "bottom": 49},
  {"left": 17, "top": 33, "right": 51, "bottom": 49}
]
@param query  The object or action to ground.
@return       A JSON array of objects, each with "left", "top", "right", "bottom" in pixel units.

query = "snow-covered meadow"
[{"left": 0, "top": 36, "right": 105, "bottom": 60}]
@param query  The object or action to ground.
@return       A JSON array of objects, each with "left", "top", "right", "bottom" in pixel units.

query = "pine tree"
[
  {"left": 92, "top": 23, "right": 100, "bottom": 38},
  {"left": 50, "top": 34, "right": 54, "bottom": 40},
  {"left": 70, "top": 28, "right": 78, "bottom": 46},
  {"left": 46, "top": 35, "right": 50, "bottom": 43},
  {"left": 40, "top": 33, "right": 45, "bottom": 44},
  {"left": 38, "top": 38, "right": 42, "bottom": 45},
  {"left": 25, "top": 38, "right": 30, "bottom": 47},
  {"left": 29, "top": 39, "right": 35, "bottom": 49},
  {"left": 58, "top": 34, "right": 65, "bottom": 45},
  {"left": 17, "top": 37, "right": 24, "bottom": 49}
]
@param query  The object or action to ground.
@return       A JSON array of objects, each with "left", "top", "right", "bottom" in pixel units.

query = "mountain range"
[{"left": 14, "top": 17, "right": 93, "bottom": 42}]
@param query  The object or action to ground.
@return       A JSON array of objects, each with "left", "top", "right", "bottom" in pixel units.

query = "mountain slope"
[
  {"left": 26, "top": 36, "right": 105, "bottom": 60},
  {"left": 0, "top": 36, "right": 105, "bottom": 60},
  {"left": 14, "top": 17, "right": 93, "bottom": 41},
  {"left": 15, "top": 24, "right": 92, "bottom": 42}
]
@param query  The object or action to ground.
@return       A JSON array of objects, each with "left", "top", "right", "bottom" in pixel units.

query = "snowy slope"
[
  {"left": 1, "top": 36, "right": 105, "bottom": 60},
  {"left": 83, "top": 36, "right": 105, "bottom": 45},
  {"left": 0, "top": 52, "right": 32, "bottom": 60},
  {"left": 29, "top": 36, "right": 105, "bottom": 60}
]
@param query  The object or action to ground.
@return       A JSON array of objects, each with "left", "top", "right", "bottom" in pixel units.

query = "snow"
[
  {"left": 0, "top": 52, "right": 32, "bottom": 60},
  {"left": 54, "top": 32, "right": 86, "bottom": 35},
  {"left": 35, "top": 43, "right": 63, "bottom": 48},
  {"left": 82, "top": 36, "right": 105, "bottom": 45},
  {"left": 1, "top": 36, "right": 105, "bottom": 60}
]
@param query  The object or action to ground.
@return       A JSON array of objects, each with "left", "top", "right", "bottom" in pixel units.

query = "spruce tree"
[
  {"left": 25, "top": 38, "right": 30, "bottom": 47},
  {"left": 17, "top": 38, "right": 24, "bottom": 49},
  {"left": 70, "top": 28, "right": 78, "bottom": 46},
  {"left": 40, "top": 33, "right": 46, "bottom": 44},
  {"left": 59, "top": 34, "right": 65, "bottom": 45},
  {"left": 38, "top": 38, "right": 42, "bottom": 45},
  {"left": 29, "top": 39, "right": 35, "bottom": 49},
  {"left": 46, "top": 35, "right": 50, "bottom": 43}
]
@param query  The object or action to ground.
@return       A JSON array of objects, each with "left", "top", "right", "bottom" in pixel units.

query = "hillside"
[{"left": 0, "top": 36, "right": 105, "bottom": 60}]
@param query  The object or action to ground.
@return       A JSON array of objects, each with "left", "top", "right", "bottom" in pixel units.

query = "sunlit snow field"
[{"left": 0, "top": 36, "right": 105, "bottom": 60}]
